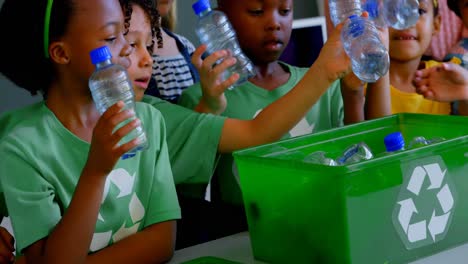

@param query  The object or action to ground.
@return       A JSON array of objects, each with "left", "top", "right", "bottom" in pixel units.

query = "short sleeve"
[
  {"left": 0, "top": 141, "right": 61, "bottom": 253},
  {"left": 142, "top": 96, "right": 226, "bottom": 184},
  {"left": 142, "top": 117, "right": 181, "bottom": 227},
  {"left": 177, "top": 82, "right": 203, "bottom": 109}
]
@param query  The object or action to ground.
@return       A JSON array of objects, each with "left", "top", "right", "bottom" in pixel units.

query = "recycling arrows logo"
[
  {"left": 393, "top": 158, "right": 457, "bottom": 250},
  {"left": 90, "top": 168, "right": 145, "bottom": 252}
]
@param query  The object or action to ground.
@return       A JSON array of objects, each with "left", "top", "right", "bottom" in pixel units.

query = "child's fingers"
[
  {"left": 441, "top": 62, "right": 455, "bottom": 72},
  {"left": 414, "top": 76, "right": 431, "bottom": 92},
  {"left": 100, "top": 101, "right": 125, "bottom": 121},
  {"left": 191, "top": 44, "right": 208, "bottom": 68},
  {"left": 422, "top": 90, "right": 435, "bottom": 100},
  {"left": 211, "top": 57, "right": 236, "bottom": 76},
  {"left": 216, "top": 73, "right": 239, "bottom": 93},
  {"left": 414, "top": 67, "right": 433, "bottom": 79},
  {"left": 107, "top": 109, "right": 135, "bottom": 129},
  {"left": 110, "top": 118, "right": 141, "bottom": 146},
  {"left": 201, "top": 50, "right": 228, "bottom": 71},
  {"left": 95, "top": 109, "right": 135, "bottom": 139},
  {"left": 114, "top": 137, "right": 142, "bottom": 158}
]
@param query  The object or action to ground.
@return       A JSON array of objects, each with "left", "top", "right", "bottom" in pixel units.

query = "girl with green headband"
[
  {"left": 0, "top": 0, "right": 180, "bottom": 262},
  {"left": 0, "top": 0, "right": 355, "bottom": 262}
]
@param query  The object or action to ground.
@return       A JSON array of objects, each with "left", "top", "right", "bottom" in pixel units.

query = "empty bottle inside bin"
[
  {"left": 303, "top": 151, "right": 337, "bottom": 166},
  {"left": 337, "top": 142, "right": 374, "bottom": 165},
  {"left": 408, "top": 136, "right": 445, "bottom": 149}
]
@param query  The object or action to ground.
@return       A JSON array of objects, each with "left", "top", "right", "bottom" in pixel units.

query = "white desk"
[{"left": 169, "top": 232, "right": 468, "bottom": 264}]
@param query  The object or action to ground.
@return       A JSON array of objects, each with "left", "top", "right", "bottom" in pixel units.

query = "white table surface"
[{"left": 169, "top": 232, "right": 468, "bottom": 264}]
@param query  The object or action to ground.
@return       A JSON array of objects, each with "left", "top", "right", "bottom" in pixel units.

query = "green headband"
[{"left": 43, "top": 0, "right": 54, "bottom": 58}]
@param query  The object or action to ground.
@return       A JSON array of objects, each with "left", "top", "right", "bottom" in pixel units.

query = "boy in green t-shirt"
[
  {"left": 178, "top": 0, "right": 390, "bottom": 237},
  {"left": 122, "top": 0, "right": 361, "bottom": 248}
]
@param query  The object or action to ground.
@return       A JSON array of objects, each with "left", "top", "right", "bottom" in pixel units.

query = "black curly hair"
[
  {"left": 120, "top": 0, "right": 163, "bottom": 51},
  {"left": 0, "top": 0, "right": 75, "bottom": 97},
  {"left": 447, "top": 0, "right": 461, "bottom": 18}
]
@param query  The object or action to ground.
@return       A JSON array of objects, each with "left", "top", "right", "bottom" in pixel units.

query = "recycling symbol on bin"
[{"left": 392, "top": 158, "right": 457, "bottom": 250}]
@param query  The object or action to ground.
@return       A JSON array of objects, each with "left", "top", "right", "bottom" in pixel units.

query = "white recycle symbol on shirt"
[
  {"left": 90, "top": 168, "right": 145, "bottom": 252},
  {"left": 394, "top": 162, "right": 455, "bottom": 249}
]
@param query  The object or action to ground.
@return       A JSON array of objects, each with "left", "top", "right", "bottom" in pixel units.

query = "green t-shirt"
[
  {"left": 142, "top": 95, "right": 226, "bottom": 186},
  {"left": 179, "top": 63, "right": 344, "bottom": 204},
  {"left": 0, "top": 102, "right": 180, "bottom": 253}
]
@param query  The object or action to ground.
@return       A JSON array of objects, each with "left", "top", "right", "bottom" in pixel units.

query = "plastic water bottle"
[
  {"left": 192, "top": 0, "right": 255, "bottom": 88},
  {"left": 362, "top": 0, "right": 387, "bottom": 28},
  {"left": 383, "top": 0, "right": 419, "bottom": 30},
  {"left": 328, "top": 0, "right": 362, "bottom": 26},
  {"left": 363, "top": 0, "right": 419, "bottom": 29},
  {"left": 337, "top": 142, "right": 374, "bottom": 165},
  {"left": 341, "top": 15, "right": 390, "bottom": 82},
  {"left": 408, "top": 136, "right": 445, "bottom": 149},
  {"left": 384, "top": 131, "right": 406, "bottom": 153},
  {"left": 89, "top": 46, "right": 148, "bottom": 160},
  {"left": 303, "top": 151, "right": 337, "bottom": 166}
]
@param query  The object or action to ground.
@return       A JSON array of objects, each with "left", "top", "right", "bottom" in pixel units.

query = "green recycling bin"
[{"left": 233, "top": 113, "right": 468, "bottom": 264}]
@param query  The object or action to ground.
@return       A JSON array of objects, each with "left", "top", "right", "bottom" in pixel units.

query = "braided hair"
[
  {"left": 120, "top": 0, "right": 163, "bottom": 51},
  {"left": 0, "top": 0, "right": 75, "bottom": 97}
]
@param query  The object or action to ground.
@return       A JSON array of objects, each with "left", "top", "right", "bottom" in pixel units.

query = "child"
[
  {"left": 145, "top": 0, "right": 200, "bottom": 103},
  {"left": 387, "top": 0, "right": 454, "bottom": 114},
  {"left": 0, "top": 0, "right": 180, "bottom": 262},
  {"left": 445, "top": 0, "right": 468, "bottom": 67},
  {"left": 122, "top": 0, "right": 358, "bottom": 247},
  {"left": 0, "top": 0, "right": 354, "bottom": 252},
  {"left": 178, "top": 0, "right": 385, "bottom": 237}
]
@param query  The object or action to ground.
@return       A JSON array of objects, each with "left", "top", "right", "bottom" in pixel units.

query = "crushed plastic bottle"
[
  {"left": 303, "top": 151, "right": 338, "bottom": 166},
  {"left": 337, "top": 142, "right": 374, "bottom": 165},
  {"left": 408, "top": 136, "right": 445, "bottom": 149}
]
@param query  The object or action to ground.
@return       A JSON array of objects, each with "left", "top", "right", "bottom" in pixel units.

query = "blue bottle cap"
[
  {"left": 384, "top": 132, "right": 405, "bottom": 152},
  {"left": 192, "top": 0, "right": 211, "bottom": 16},
  {"left": 90, "top": 46, "right": 112, "bottom": 65},
  {"left": 363, "top": 0, "right": 379, "bottom": 19},
  {"left": 347, "top": 15, "right": 365, "bottom": 37}
]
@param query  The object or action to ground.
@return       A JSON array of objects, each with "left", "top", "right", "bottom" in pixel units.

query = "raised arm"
[
  {"left": 340, "top": 72, "right": 365, "bottom": 124},
  {"left": 365, "top": 71, "right": 391, "bottom": 119},
  {"left": 190, "top": 45, "right": 240, "bottom": 115},
  {"left": 364, "top": 26, "right": 391, "bottom": 119},
  {"left": 217, "top": 23, "right": 352, "bottom": 153}
]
